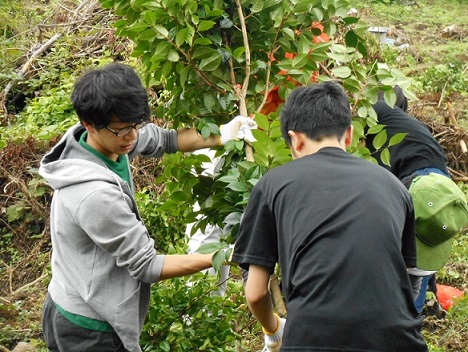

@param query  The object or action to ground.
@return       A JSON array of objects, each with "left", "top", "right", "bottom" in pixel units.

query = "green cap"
[{"left": 409, "top": 173, "right": 468, "bottom": 271}]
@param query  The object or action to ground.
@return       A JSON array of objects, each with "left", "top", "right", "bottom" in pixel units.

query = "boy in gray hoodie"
[{"left": 39, "top": 62, "right": 255, "bottom": 352}]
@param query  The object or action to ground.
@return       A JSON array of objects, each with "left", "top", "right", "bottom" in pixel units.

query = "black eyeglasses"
[{"left": 105, "top": 120, "right": 148, "bottom": 137}]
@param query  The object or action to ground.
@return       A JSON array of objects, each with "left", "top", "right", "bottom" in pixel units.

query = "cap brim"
[{"left": 416, "top": 236, "right": 454, "bottom": 271}]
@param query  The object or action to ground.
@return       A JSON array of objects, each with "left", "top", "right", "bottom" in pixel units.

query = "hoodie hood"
[{"left": 39, "top": 123, "right": 120, "bottom": 190}]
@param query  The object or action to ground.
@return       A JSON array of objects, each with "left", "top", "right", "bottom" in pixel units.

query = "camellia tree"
[
  {"left": 98, "top": 0, "right": 417, "bottom": 349},
  {"left": 98, "top": 0, "right": 415, "bottom": 233}
]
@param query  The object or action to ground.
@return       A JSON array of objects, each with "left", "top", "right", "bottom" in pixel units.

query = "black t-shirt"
[
  {"left": 367, "top": 101, "right": 448, "bottom": 179},
  {"left": 232, "top": 147, "right": 427, "bottom": 351}
]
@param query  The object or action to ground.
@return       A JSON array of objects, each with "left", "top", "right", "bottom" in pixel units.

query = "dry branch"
[
  {"left": 3, "top": 32, "right": 63, "bottom": 116},
  {"left": 9, "top": 273, "right": 48, "bottom": 300},
  {"left": 2, "top": 0, "right": 102, "bottom": 120}
]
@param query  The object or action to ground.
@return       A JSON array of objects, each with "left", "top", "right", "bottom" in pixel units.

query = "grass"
[{"left": 355, "top": 0, "right": 468, "bottom": 128}]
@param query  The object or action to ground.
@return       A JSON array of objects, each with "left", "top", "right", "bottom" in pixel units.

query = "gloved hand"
[
  {"left": 262, "top": 313, "right": 286, "bottom": 352},
  {"left": 237, "top": 123, "right": 256, "bottom": 143},
  {"left": 219, "top": 115, "right": 257, "bottom": 145}
]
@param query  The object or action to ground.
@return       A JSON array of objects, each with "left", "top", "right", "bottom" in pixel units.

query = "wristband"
[{"left": 262, "top": 313, "right": 281, "bottom": 335}]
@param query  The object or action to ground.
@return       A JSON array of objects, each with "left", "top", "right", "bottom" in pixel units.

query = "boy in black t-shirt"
[{"left": 232, "top": 82, "right": 428, "bottom": 351}]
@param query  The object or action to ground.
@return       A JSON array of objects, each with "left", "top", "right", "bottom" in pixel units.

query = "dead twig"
[
  {"left": 3, "top": 32, "right": 63, "bottom": 120},
  {"left": 446, "top": 102, "right": 459, "bottom": 127},
  {"left": 460, "top": 140, "right": 467, "bottom": 154},
  {"left": 9, "top": 272, "right": 48, "bottom": 300},
  {"left": 2, "top": 0, "right": 102, "bottom": 120}
]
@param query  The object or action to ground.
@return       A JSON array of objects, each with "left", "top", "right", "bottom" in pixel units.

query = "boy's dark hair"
[
  {"left": 377, "top": 85, "right": 408, "bottom": 112},
  {"left": 71, "top": 63, "right": 151, "bottom": 128},
  {"left": 280, "top": 81, "right": 351, "bottom": 145}
]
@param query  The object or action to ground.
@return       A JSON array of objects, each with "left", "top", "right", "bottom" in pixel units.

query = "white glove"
[
  {"left": 219, "top": 115, "right": 257, "bottom": 145},
  {"left": 238, "top": 124, "right": 257, "bottom": 143},
  {"left": 262, "top": 313, "right": 286, "bottom": 352}
]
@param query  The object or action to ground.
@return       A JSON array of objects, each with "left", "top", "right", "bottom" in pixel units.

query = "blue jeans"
[
  {"left": 402, "top": 167, "right": 450, "bottom": 181},
  {"left": 414, "top": 275, "right": 432, "bottom": 313}
]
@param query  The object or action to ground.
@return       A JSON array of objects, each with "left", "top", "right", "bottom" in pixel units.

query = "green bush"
[
  {"left": 419, "top": 60, "right": 468, "bottom": 95},
  {"left": 141, "top": 270, "right": 251, "bottom": 351}
]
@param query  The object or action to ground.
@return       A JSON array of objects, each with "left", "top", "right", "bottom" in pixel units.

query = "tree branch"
[
  {"left": 234, "top": 0, "right": 254, "bottom": 162},
  {"left": 234, "top": 0, "right": 251, "bottom": 117}
]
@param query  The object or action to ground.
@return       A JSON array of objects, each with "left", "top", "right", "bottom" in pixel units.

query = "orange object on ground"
[{"left": 436, "top": 284, "right": 464, "bottom": 311}]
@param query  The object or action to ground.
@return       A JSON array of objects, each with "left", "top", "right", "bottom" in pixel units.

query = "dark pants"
[{"left": 42, "top": 293, "right": 128, "bottom": 352}]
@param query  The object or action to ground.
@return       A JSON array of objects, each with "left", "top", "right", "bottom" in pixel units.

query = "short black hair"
[
  {"left": 280, "top": 81, "right": 351, "bottom": 145},
  {"left": 71, "top": 63, "right": 151, "bottom": 128}
]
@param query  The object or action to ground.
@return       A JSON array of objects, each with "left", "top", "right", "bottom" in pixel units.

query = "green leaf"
[
  {"left": 179, "top": 65, "right": 190, "bottom": 88},
  {"left": 128, "top": 22, "right": 148, "bottom": 33},
  {"left": 192, "top": 47, "right": 218, "bottom": 59},
  {"left": 253, "top": 113, "right": 269, "bottom": 131},
  {"left": 388, "top": 132, "right": 407, "bottom": 147},
  {"left": 356, "top": 41, "right": 367, "bottom": 56},
  {"left": 363, "top": 85, "right": 379, "bottom": 103},
  {"left": 224, "top": 212, "right": 242, "bottom": 225},
  {"left": 381, "top": 77, "right": 397, "bottom": 86},
  {"left": 197, "top": 242, "right": 220, "bottom": 254},
  {"left": 343, "top": 77, "right": 361, "bottom": 93},
  {"left": 203, "top": 94, "right": 216, "bottom": 111},
  {"left": 218, "top": 175, "right": 239, "bottom": 183},
  {"left": 312, "top": 7, "right": 324, "bottom": 21},
  {"left": 175, "top": 28, "right": 189, "bottom": 46},
  {"left": 281, "top": 28, "right": 295, "bottom": 41},
  {"left": 251, "top": 0, "right": 264, "bottom": 13},
  {"left": 342, "top": 16, "right": 360, "bottom": 25},
  {"left": 384, "top": 89, "right": 396, "bottom": 108},
  {"left": 6, "top": 205, "right": 24, "bottom": 222},
  {"left": 345, "top": 30, "right": 358, "bottom": 47},
  {"left": 154, "top": 41, "right": 172, "bottom": 57},
  {"left": 226, "top": 181, "right": 247, "bottom": 192},
  {"left": 194, "top": 37, "right": 212, "bottom": 46},
  {"left": 144, "top": 11, "right": 157, "bottom": 26},
  {"left": 167, "top": 50, "right": 180, "bottom": 62},
  {"left": 142, "top": 1, "right": 161, "bottom": 11},
  {"left": 212, "top": 249, "right": 225, "bottom": 271},
  {"left": 160, "top": 60, "right": 173, "bottom": 77},
  {"left": 130, "top": 0, "right": 147, "bottom": 10},
  {"left": 171, "top": 191, "right": 188, "bottom": 203},
  {"left": 327, "top": 52, "right": 352, "bottom": 63},
  {"left": 154, "top": 25, "right": 169, "bottom": 38},
  {"left": 253, "top": 153, "right": 269, "bottom": 167},
  {"left": 198, "top": 54, "right": 222, "bottom": 71},
  {"left": 198, "top": 20, "right": 216, "bottom": 32},
  {"left": 357, "top": 106, "right": 367, "bottom": 118},
  {"left": 401, "top": 87, "right": 419, "bottom": 102},
  {"left": 380, "top": 148, "right": 391, "bottom": 166},
  {"left": 352, "top": 120, "right": 364, "bottom": 139},
  {"left": 368, "top": 124, "right": 385, "bottom": 134},
  {"left": 331, "top": 66, "right": 351, "bottom": 78},
  {"left": 233, "top": 46, "right": 246, "bottom": 59},
  {"left": 292, "top": 53, "right": 309, "bottom": 69},
  {"left": 138, "top": 28, "right": 157, "bottom": 41},
  {"left": 373, "top": 129, "right": 387, "bottom": 150}
]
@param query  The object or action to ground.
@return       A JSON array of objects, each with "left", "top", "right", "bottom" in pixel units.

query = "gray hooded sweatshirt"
[{"left": 39, "top": 123, "right": 178, "bottom": 351}]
